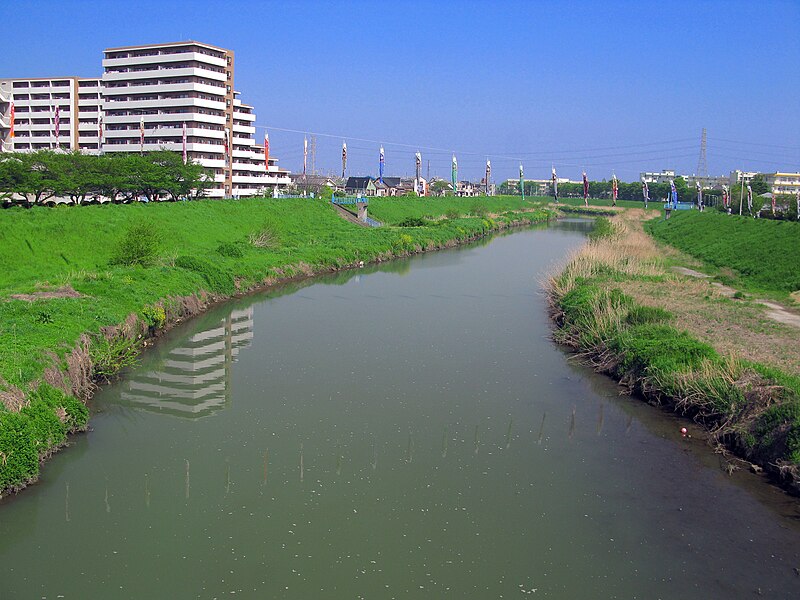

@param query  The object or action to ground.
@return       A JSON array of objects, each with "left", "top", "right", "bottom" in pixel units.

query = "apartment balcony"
[
  {"left": 102, "top": 97, "right": 225, "bottom": 111},
  {"left": 103, "top": 66, "right": 226, "bottom": 83},
  {"left": 23, "top": 122, "right": 71, "bottom": 132},
  {"left": 195, "top": 158, "right": 226, "bottom": 169},
  {"left": 232, "top": 161, "right": 267, "bottom": 172},
  {"left": 232, "top": 123, "right": 255, "bottom": 135},
  {"left": 232, "top": 111, "right": 255, "bottom": 122},
  {"left": 103, "top": 112, "right": 226, "bottom": 126},
  {"left": 104, "top": 126, "right": 224, "bottom": 142},
  {"left": 103, "top": 51, "right": 228, "bottom": 70},
  {"left": 103, "top": 81, "right": 225, "bottom": 97}
]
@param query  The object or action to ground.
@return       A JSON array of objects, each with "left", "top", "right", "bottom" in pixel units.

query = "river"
[{"left": 1, "top": 219, "right": 798, "bottom": 599}]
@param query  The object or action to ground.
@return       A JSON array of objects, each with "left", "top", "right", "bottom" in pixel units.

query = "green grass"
[
  {"left": 366, "top": 194, "right": 547, "bottom": 224},
  {"left": 555, "top": 197, "right": 652, "bottom": 210},
  {"left": 0, "top": 196, "right": 554, "bottom": 494},
  {"left": 646, "top": 210, "right": 800, "bottom": 297}
]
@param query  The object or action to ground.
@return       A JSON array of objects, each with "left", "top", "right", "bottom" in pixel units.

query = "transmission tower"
[
  {"left": 310, "top": 135, "right": 317, "bottom": 175},
  {"left": 696, "top": 128, "right": 708, "bottom": 177},
  {"left": 427, "top": 159, "right": 430, "bottom": 181}
]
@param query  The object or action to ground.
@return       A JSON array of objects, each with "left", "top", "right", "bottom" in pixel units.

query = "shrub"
[
  {"left": 397, "top": 217, "right": 427, "bottom": 227},
  {"left": 216, "top": 242, "right": 244, "bottom": 258},
  {"left": 611, "top": 324, "right": 719, "bottom": 374},
  {"left": 249, "top": 222, "right": 279, "bottom": 249},
  {"left": 588, "top": 216, "right": 616, "bottom": 241},
  {"left": 470, "top": 204, "right": 488, "bottom": 217},
  {"left": 445, "top": 209, "right": 460, "bottom": 219},
  {"left": 0, "top": 410, "right": 39, "bottom": 492},
  {"left": 175, "top": 255, "right": 235, "bottom": 294},
  {"left": 625, "top": 305, "right": 673, "bottom": 326},
  {"left": 110, "top": 222, "right": 161, "bottom": 267},
  {"left": 90, "top": 334, "right": 139, "bottom": 382},
  {"left": 141, "top": 304, "right": 166, "bottom": 329}
]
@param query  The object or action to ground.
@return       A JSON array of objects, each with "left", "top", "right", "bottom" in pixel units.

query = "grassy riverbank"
[
  {"left": 548, "top": 213, "right": 800, "bottom": 492},
  {"left": 646, "top": 211, "right": 800, "bottom": 301},
  {"left": 0, "top": 195, "right": 553, "bottom": 495}
]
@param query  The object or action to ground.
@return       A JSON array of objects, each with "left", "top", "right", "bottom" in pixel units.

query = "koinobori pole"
[{"left": 451, "top": 154, "right": 457, "bottom": 196}]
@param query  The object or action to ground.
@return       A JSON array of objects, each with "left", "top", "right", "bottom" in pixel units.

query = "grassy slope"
[
  {"left": 0, "top": 196, "right": 553, "bottom": 494},
  {"left": 366, "top": 195, "right": 547, "bottom": 224},
  {"left": 0, "top": 197, "right": 552, "bottom": 387},
  {"left": 646, "top": 211, "right": 800, "bottom": 297}
]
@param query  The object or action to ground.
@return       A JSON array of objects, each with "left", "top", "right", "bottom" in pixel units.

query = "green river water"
[{"left": 1, "top": 219, "right": 798, "bottom": 599}]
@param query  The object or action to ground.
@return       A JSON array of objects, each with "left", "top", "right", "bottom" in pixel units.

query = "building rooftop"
[{"left": 104, "top": 40, "right": 229, "bottom": 53}]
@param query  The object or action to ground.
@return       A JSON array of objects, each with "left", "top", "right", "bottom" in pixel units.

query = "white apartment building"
[
  {"left": 640, "top": 169, "right": 676, "bottom": 184},
  {"left": 762, "top": 172, "right": 800, "bottom": 197},
  {"left": 0, "top": 77, "right": 101, "bottom": 152},
  {"left": 0, "top": 40, "right": 290, "bottom": 198},
  {"left": 729, "top": 170, "right": 759, "bottom": 186}
]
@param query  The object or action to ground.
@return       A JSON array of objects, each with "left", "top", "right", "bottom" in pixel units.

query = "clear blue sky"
[{"left": 5, "top": 0, "right": 800, "bottom": 182}]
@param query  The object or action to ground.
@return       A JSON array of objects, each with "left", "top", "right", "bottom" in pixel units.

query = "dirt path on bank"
[{"left": 670, "top": 266, "right": 800, "bottom": 329}]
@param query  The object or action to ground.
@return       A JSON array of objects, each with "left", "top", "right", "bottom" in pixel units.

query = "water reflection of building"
[{"left": 119, "top": 308, "right": 253, "bottom": 418}]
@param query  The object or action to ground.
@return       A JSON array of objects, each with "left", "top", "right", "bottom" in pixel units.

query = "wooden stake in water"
[
  {"left": 441, "top": 426, "right": 448, "bottom": 459},
  {"left": 185, "top": 459, "right": 190, "bottom": 500},
  {"left": 336, "top": 449, "right": 343, "bottom": 476},
  {"left": 596, "top": 404, "right": 605, "bottom": 436},
  {"left": 105, "top": 487, "right": 111, "bottom": 514},
  {"left": 568, "top": 408, "right": 576, "bottom": 440},
  {"left": 406, "top": 431, "right": 414, "bottom": 463},
  {"left": 225, "top": 460, "right": 231, "bottom": 495},
  {"left": 65, "top": 482, "right": 70, "bottom": 523},
  {"left": 300, "top": 443, "right": 304, "bottom": 483},
  {"left": 538, "top": 412, "right": 547, "bottom": 445},
  {"left": 505, "top": 417, "right": 514, "bottom": 449},
  {"left": 262, "top": 449, "right": 269, "bottom": 485},
  {"left": 474, "top": 425, "right": 480, "bottom": 455}
]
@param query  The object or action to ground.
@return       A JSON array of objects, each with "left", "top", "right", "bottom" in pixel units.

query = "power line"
[{"left": 708, "top": 137, "right": 800, "bottom": 151}]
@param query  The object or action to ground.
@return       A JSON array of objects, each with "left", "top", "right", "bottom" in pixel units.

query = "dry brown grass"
[{"left": 0, "top": 377, "right": 27, "bottom": 412}]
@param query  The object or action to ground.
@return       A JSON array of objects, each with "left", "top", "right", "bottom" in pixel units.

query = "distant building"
[
  {"left": 683, "top": 174, "right": 729, "bottom": 189},
  {"left": 456, "top": 181, "right": 478, "bottom": 197},
  {"left": 640, "top": 169, "right": 677, "bottom": 184},
  {"left": 0, "top": 76, "right": 101, "bottom": 153},
  {"left": 729, "top": 170, "right": 759, "bottom": 186},
  {"left": 642, "top": 169, "right": 726, "bottom": 189},
  {"left": 344, "top": 176, "right": 376, "bottom": 196},
  {"left": 762, "top": 172, "right": 800, "bottom": 196}
]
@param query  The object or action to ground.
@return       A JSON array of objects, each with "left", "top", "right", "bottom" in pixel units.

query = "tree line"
[{"left": 0, "top": 150, "right": 212, "bottom": 207}]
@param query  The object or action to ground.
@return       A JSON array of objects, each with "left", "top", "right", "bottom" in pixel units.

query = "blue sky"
[{"left": 5, "top": 0, "right": 799, "bottom": 182}]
